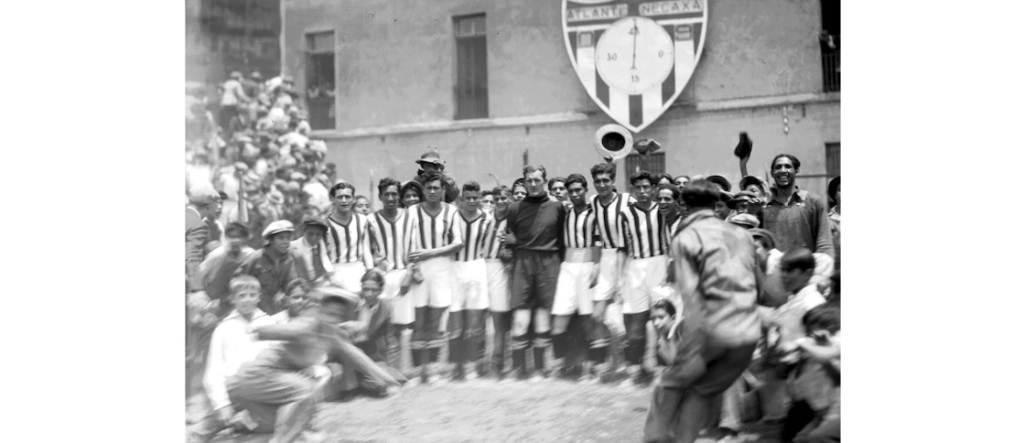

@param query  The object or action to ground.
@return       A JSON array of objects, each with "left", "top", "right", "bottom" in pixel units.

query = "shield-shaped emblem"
[{"left": 562, "top": 0, "right": 708, "bottom": 133}]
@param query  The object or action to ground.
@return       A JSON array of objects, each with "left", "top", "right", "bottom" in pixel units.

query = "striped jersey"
[
  {"left": 455, "top": 211, "right": 493, "bottom": 262},
  {"left": 591, "top": 193, "right": 635, "bottom": 250},
  {"left": 621, "top": 202, "right": 668, "bottom": 259},
  {"left": 482, "top": 218, "right": 508, "bottom": 260},
  {"left": 563, "top": 206, "right": 599, "bottom": 249},
  {"left": 408, "top": 202, "right": 463, "bottom": 252},
  {"left": 366, "top": 209, "right": 413, "bottom": 271},
  {"left": 326, "top": 213, "right": 374, "bottom": 269}
]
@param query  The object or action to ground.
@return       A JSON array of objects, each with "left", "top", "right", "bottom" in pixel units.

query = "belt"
[{"left": 564, "top": 247, "right": 598, "bottom": 263}]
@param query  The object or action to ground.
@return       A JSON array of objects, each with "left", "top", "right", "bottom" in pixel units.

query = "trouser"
[
  {"left": 623, "top": 310, "right": 651, "bottom": 367},
  {"left": 491, "top": 310, "right": 512, "bottom": 373},
  {"left": 226, "top": 363, "right": 331, "bottom": 443},
  {"left": 643, "top": 342, "right": 757, "bottom": 443},
  {"left": 411, "top": 306, "right": 447, "bottom": 369},
  {"left": 448, "top": 309, "right": 487, "bottom": 367},
  {"left": 551, "top": 313, "right": 586, "bottom": 365}
]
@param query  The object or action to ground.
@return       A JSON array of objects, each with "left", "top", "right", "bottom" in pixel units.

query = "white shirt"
[
  {"left": 769, "top": 284, "right": 826, "bottom": 346},
  {"left": 203, "top": 309, "right": 276, "bottom": 411}
]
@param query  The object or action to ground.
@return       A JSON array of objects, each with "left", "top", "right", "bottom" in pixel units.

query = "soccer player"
[
  {"left": 325, "top": 182, "right": 374, "bottom": 293},
  {"left": 449, "top": 181, "right": 493, "bottom": 380},
  {"left": 550, "top": 173, "right": 605, "bottom": 381},
  {"left": 619, "top": 170, "right": 669, "bottom": 386},
  {"left": 406, "top": 171, "right": 464, "bottom": 383},
  {"left": 505, "top": 165, "right": 566, "bottom": 380},
  {"left": 482, "top": 185, "right": 514, "bottom": 379},
  {"left": 365, "top": 177, "right": 416, "bottom": 372},
  {"left": 589, "top": 162, "right": 635, "bottom": 382}
]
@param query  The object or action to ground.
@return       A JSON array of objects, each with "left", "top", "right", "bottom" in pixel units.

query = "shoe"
[
  {"left": 451, "top": 364, "right": 466, "bottom": 382},
  {"left": 556, "top": 365, "right": 583, "bottom": 381},
  {"left": 632, "top": 367, "right": 653, "bottom": 386}
]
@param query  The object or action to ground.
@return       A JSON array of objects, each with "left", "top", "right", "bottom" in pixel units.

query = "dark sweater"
[{"left": 504, "top": 194, "right": 566, "bottom": 252}]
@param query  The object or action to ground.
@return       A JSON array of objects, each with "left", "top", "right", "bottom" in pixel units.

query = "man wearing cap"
[
  {"left": 828, "top": 176, "right": 841, "bottom": 269},
  {"left": 762, "top": 154, "right": 834, "bottom": 259},
  {"left": 235, "top": 220, "right": 304, "bottom": 315},
  {"left": 199, "top": 223, "right": 258, "bottom": 318},
  {"left": 643, "top": 179, "right": 761, "bottom": 443},
  {"left": 412, "top": 148, "right": 459, "bottom": 203},
  {"left": 291, "top": 216, "right": 334, "bottom": 284}
]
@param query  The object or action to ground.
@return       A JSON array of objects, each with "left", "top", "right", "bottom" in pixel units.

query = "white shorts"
[
  {"left": 552, "top": 262, "right": 596, "bottom": 316},
  {"left": 382, "top": 269, "right": 415, "bottom": 325},
  {"left": 452, "top": 259, "right": 490, "bottom": 312},
  {"left": 595, "top": 249, "right": 627, "bottom": 302},
  {"left": 412, "top": 256, "right": 454, "bottom": 308},
  {"left": 330, "top": 262, "right": 367, "bottom": 293},
  {"left": 622, "top": 255, "right": 668, "bottom": 314},
  {"left": 486, "top": 259, "right": 510, "bottom": 312}
]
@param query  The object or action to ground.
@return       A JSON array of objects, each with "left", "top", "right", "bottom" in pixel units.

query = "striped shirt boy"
[{"left": 456, "top": 212, "right": 493, "bottom": 262}]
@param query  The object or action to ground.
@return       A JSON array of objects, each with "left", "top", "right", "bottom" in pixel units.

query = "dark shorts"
[{"left": 510, "top": 249, "right": 561, "bottom": 311}]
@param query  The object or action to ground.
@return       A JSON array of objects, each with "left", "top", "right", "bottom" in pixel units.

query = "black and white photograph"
[{"left": 182, "top": 0, "right": 841, "bottom": 442}]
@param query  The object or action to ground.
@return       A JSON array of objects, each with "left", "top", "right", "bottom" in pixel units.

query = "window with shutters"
[
  {"left": 305, "top": 31, "right": 335, "bottom": 130},
  {"left": 625, "top": 153, "right": 666, "bottom": 177},
  {"left": 825, "top": 143, "right": 840, "bottom": 179},
  {"left": 454, "top": 14, "right": 488, "bottom": 120}
]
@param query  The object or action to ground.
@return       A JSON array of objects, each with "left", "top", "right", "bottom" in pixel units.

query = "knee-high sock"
[
  {"left": 511, "top": 333, "right": 530, "bottom": 371},
  {"left": 533, "top": 331, "right": 550, "bottom": 371},
  {"left": 552, "top": 331, "right": 570, "bottom": 360},
  {"left": 449, "top": 334, "right": 464, "bottom": 364}
]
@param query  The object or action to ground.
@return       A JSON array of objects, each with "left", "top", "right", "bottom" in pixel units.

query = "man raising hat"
[
  {"left": 234, "top": 220, "right": 305, "bottom": 315},
  {"left": 412, "top": 147, "right": 459, "bottom": 203}
]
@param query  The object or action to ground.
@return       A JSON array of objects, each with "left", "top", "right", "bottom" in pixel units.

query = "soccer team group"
[{"left": 187, "top": 146, "right": 841, "bottom": 443}]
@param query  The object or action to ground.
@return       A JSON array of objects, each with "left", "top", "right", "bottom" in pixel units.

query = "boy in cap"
[
  {"left": 200, "top": 222, "right": 257, "bottom": 317},
  {"left": 235, "top": 220, "right": 304, "bottom": 315},
  {"left": 187, "top": 276, "right": 277, "bottom": 443},
  {"left": 187, "top": 185, "right": 222, "bottom": 294},
  {"left": 290, "top": 216, "right": 334, "bottom": 284},
  {"left": 412, "top": 147, "right": 459, "bottom": 203},
  {"left": 225, "top": 286, "right": 398, "bottom": 443}
]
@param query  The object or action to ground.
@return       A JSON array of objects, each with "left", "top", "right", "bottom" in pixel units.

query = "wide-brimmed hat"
[
  {"left": 739, "top": 176, "right": 767, "bottom": 193},
  {"left": 416, "top": 148, "right": 444, "bottom": 166}
]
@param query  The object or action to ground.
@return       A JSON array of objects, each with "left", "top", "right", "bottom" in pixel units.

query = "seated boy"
[
  {"left": 336, "top": 270, "right": 408, "bottom": 397},
  {"left": 783, "top": 304, "right": 841, "bottom": 443},
  {"left": 187, "top": 275, "right": 277, "bottom": 443}
]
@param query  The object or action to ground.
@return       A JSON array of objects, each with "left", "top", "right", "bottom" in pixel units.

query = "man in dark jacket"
[{"left": 187, "top": 185, "right": 222, "bottom": 293}]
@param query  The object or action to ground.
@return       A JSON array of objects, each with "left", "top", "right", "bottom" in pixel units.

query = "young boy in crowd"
[
  {"left": 782, "top": 304, "right": 841, "bottom": 443},
  {"left": 650, "top": 299, "right": 680, "bottom": 369},
  {"left": 337, "top": 270, "right": 408, "bottom": 397},
  {"left": 761, "top": 247, "right": 827, "bottom": 423},
  {"left": 188, "top": 276, "right": 277, "bottom": 443}
]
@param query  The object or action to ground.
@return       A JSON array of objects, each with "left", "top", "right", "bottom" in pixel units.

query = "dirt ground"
[
  {"left": 206, "top": 376, "right": 782, "bottom": 443},
  {"left": 200, "top": 326, "right": 784, "bottom": 443}
]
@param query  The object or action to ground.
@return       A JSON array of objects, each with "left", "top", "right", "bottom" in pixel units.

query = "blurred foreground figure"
[
  {"left": 643, "top": 180, "right": 761, "bottom": 443},
  {"left": 222, "top": 288, "right": 399, "bottom": 443}
]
